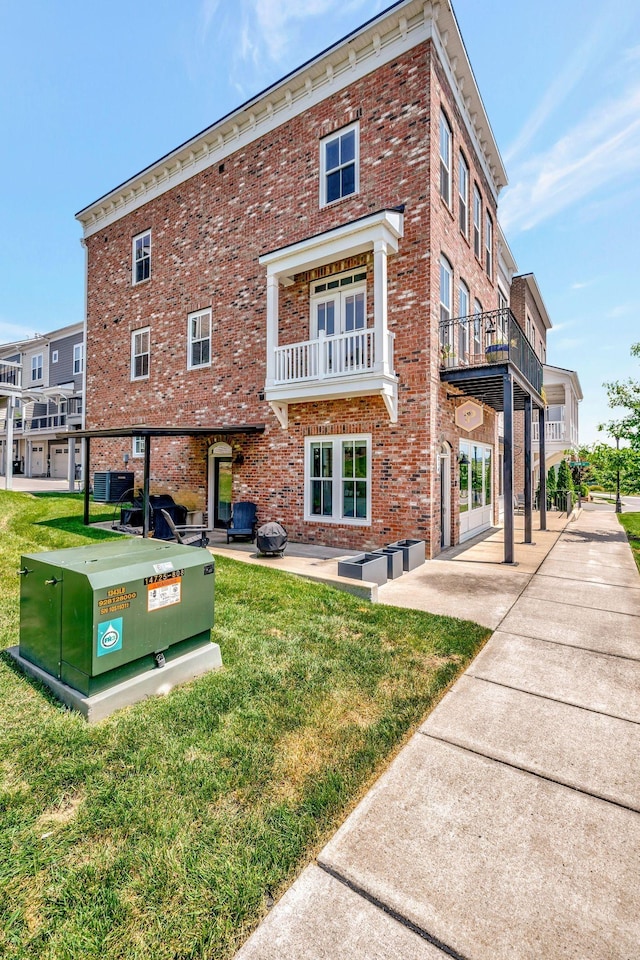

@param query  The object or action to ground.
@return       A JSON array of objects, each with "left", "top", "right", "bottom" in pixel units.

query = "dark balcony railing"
[{"left": 439, "top": 307, "right": 543, "bottom": 396}]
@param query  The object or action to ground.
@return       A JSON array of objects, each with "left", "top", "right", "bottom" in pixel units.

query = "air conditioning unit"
[{"left": 93, "top": 471, "right": 134, "bottom": 503}]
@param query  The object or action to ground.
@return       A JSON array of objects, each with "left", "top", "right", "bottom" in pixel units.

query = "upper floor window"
[
  {"left": 473, "top": 185, "right": 482, "bottom": 259},
  {"left": 458, "top": 280, "right": 470, "bottom": 362},
  {"left": 31, "top": 354, "right": 43, "bottom": 381},
  {"left": 458, "top": 153, "right": 469, "bottom": 237},
  {"left": 320, "top": 123, "right": 358, "bottom": 206},
  {"left": 310, "top": 269, "right": 367, "bottom": 338},
  {"left": 132, "top": 230, "right": 151, "bottom": 285},
  {"left": 498, "top": 287, "right": 508, "bottom": 311},
  {"left": 439, "top": 111, "right": 452, "bottom": 207},
  {"left": 51, "top": 350, "right": 59, "bottom": 364},
  {"left": 485, "top": 212, "right": 493, "bottom": 278},
  {"left": 131, "top": 328, "right": 150, "bottom": 380},
  {"left": 305, "top": 434, "right": 371, "bottom": 525},
  {"left": 188, "top": 308, "right": 212, "bottom": 369},
  {"left": 439, "top": 256, "right": 453, "bottom": 325},
  {"left": 73, "top": 343, "right": 83, "bottom": 375}
]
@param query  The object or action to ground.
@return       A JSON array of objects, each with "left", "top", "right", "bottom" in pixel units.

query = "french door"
[{"left": 459, "top": 441, "right": 493, "bottom": 541}]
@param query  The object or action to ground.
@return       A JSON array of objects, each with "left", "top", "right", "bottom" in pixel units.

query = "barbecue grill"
[{"left": 256, "top": 522, "right": 288, "bottom": 557}]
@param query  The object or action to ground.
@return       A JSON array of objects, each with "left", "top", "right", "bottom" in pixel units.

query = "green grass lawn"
[
  {"left": 0, "top": 491, "right": 489, "bottom": 960},
  {"left": 618, "top": 512, "right": 640, "bottom": 573}
]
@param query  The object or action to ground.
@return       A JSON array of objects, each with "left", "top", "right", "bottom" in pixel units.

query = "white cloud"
[{"left": 500, "top": 82, "right": 640, "bottom": 233}]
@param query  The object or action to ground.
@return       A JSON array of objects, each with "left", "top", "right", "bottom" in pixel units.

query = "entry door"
[
  {"left": 459, "top": 441, "right": 493, "bottom": 541},
  {"left": 32, "top": 446, "right": 45, "bottom": 476},
  {"left": 52, "top": 446, "right": 68, "bottom": 479},
  {"left": 214, "top": 458, "right": 232, "bottom": 528}
]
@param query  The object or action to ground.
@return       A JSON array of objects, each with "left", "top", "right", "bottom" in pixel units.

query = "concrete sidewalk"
[{"left": 235, "top": 505, "right": 640, "bottom": 959}]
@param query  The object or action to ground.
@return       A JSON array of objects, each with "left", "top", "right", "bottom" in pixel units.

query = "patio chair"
[
  {"left": 226, "top": 501, "right": 257, "bottom": 543},
  {"left": 159, "top": 509, "right": 209, "bottom": 548},
  {"left": 514, "top": 493, "right": 525, "bottom": 514}
]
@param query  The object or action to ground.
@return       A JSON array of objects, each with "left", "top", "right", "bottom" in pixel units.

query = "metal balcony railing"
[{"left": 439, "top": 308, "right": 543, "bottom": 396}]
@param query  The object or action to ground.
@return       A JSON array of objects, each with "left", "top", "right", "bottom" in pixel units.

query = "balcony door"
[{"left": 311, "top": 269, "right": 367, "bottom": 339}]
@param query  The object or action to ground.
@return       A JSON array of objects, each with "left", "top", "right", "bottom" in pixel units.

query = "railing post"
[{"left": 318, "top": 330, "right": 326, "bottom": 379}]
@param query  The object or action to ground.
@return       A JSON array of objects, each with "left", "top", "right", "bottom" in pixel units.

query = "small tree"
[
  {"left": 546, "top": 465, "right": 557, "bottom": 499},
  {"left": 557, "top": 459, "right": 573, "bottom": 492}
]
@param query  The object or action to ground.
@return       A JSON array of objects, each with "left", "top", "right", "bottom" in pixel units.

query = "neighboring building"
[
  {"left": 74, "top": 0, "right": 564, "bottom": 558},
  {"left": 534, "top": 364, "right": 583, "bottom": 481},
  {"left": 0, "top": 323, "right": 84, "bottom": 480}
]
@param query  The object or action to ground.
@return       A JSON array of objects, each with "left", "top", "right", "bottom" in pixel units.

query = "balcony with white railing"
[
  {"left": 259, "top": 208, "right": 404, "bottom": 429},
  {"left": 0, "top": 360, "right": 22, "bottom": 397}
]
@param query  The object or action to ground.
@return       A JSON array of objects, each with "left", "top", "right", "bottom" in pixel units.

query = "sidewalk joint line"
[
  {"left": 504, "top": 594, "right": 640, "bottom": 622},
  {"left": 535, "top": 571, "right": 640, "bottom": 590},
  {"left": 488, "top": 631, "right": 640, "bottom": 665},
  {"left": 420, "top": 732, "right": 640, "bottom": 815},
  {"left": 462, "top": 674, "right": 640, "bottom": 724},
  {"left": 316, "top": 861, "right": 471, "bottom": 960}
]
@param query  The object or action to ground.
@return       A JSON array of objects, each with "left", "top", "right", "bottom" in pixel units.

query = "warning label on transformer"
[{"left": 147, "top": 576, "right": 182, "bottom": 611}]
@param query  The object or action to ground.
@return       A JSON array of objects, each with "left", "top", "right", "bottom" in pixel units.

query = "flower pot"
[
  {"left": 338, "top": 553, "right": 388, "bottom": 586},
  {"left": 387, "top": 539, "right": 425, "bottom": 571},
  {"left": 371, "top": 547, "right": 404, "bottom": 580},
  {"left": 485, "top": 343, "right": 509, "bottom": 363}
]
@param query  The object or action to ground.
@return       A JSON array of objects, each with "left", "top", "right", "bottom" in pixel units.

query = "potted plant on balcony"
[
  {"left": 485, "top": 341, "right": 510, "bottom": 363},
  {"left": 441, "top": 344, "right": 456, "bottom": 368}
]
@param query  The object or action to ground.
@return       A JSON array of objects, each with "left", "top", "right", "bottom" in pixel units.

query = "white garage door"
[{"left": 51, "top": 446, "right": 68, "bottom": 479}]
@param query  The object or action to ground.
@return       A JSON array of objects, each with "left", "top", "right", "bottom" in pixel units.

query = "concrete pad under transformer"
[
  {"left": 318, "top": 734, "right": 640, "bottom": 960},
  {"left": 468, "top": 632, "right": 640, "bottom": 724},
  {"left": 422, "top": 675, "right": 640, "bottom": 811},
  {"left": 235, "top": 864, "right": 450, "bottom": 960},
  {"left": 7, "top": 643, "right": 222, "bottom": 723}
]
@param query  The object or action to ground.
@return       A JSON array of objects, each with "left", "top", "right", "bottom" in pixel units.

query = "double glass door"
[{"left": 459, "top": 441, "right": 493, "bottom": 540}]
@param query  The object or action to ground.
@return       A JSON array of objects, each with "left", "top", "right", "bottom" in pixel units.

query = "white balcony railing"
[
  {"left": 274, "top": 329, "right": 386, "bottom": 385},
  {"left": 532, "top": 420, "right": 569, "bottom": 443}
]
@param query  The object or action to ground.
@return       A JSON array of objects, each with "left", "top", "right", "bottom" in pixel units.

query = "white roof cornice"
[{"left": 76, "top": 0, "right": 507, "bottom": 238}]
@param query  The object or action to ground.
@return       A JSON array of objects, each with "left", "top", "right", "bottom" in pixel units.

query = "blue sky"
[{"left": 1, "top": 0, "right": 639, "bottom": 445}]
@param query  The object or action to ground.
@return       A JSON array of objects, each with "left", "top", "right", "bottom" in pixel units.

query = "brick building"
[{"left": 75, "top": 0, "right": 553, "bottom": 559}]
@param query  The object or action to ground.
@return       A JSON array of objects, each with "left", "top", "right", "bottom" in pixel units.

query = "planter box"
[
  {"left": 387, "top": 539, "right": 425, "bottom": 572},
  {"left": 485, "top": 344, "right": 509, "bottom": 363},
  {"left": 372, "top": 547, "right": 404, "bottom": 580},
  {"left": 338, "top": 553, "right": 388, "bottom": 586},
  {"left": 186, "top": 510, "right": 204, "bottom": 526}
]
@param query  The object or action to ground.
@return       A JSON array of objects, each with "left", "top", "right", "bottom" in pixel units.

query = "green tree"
[
  {"left": 601, "top": 342, "right": 640, "bottom": 450},
  {"left": 579, "top": 443, "right": 640, "bottom": 496},
  {"left": 546, "top": 465, "right": 557, "bottom": 498},
  {"left": 557, "top": 458, "right": 574, "bottom": 492}
]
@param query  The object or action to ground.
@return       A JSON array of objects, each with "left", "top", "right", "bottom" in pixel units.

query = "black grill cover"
[{"left": 256, "top": 521, "right": 288, "bottom": 554}]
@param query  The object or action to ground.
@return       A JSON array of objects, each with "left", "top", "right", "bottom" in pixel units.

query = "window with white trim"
[
  {"left": 485, "top": 212, "right": 493, "bottom": 278},
  {"left": 133, "top": 436, "right": 146, "bottom": 458},
  {"left": 132, "top": 230, "right": 151, "bottom": 284},
  {"left": 51, "top": 350, "right": 59, "bottom": 364},
  {"left": 320, "top": 122, "right": 358, "bottom": 206},
  {"left": 31, "top": 354, "right": 43, "bottom": 382},
  {"left": 131, "top": 328, "right": 150, "bottom": 380},
  {"left": 458, "top": 152, "right": 469, "bottom": 237},
  {"left": 439, "top": 111, "right": 452, "bottom": 207},
  {"left": 473, "top": 185, "right": 482, "bottom": 259},
  {"left": 305, "top": 434, "right": 371, "bottom": 524},
  {"left": 73, "top": 342, "right": 83, "bottom": 374},
  {"left": 439, "top": 255, "right": 453, "bottom": 358},
  {"left": 473, "top": 298, "right": 483, "bottom": 355},
  {"left": 188, "top": 308, "right": 212, "bottom": 369},
  {"left": 458, "top": 280, "right": 470, "bottom": 362}
]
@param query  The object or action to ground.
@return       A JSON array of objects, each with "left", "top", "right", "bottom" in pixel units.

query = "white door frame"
[
  {"left": 439, "top": 441, "right": 451, "bottom": 548},
  {"left": 208, "top": 442, "right": 233, "bottom": 526}
]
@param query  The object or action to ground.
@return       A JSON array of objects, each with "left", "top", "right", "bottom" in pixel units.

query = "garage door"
[{"left": 51, "top": 447, "right": 68, "bottom": 479}]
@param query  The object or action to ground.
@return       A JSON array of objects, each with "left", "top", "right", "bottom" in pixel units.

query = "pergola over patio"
[{"left": 63, "top": 423, "right": 266, "bottom": 537}]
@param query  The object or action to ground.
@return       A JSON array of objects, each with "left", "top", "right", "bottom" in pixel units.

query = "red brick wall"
[{"left": 86, "top": 39, "right": 500, "bottom": 555}]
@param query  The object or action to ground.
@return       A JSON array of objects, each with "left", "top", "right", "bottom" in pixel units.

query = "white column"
[
  {"left": 266, "top": 273, "right": 279, "bottom": 386},
  {"left": 5, "top": 397, "right": 14, "bottom": 490},
  {"left": 26, "top": 439, "right": 32, "bottom": 478},
  {"left": 373, "top": 239, "right": 389, "bottom": 371}
]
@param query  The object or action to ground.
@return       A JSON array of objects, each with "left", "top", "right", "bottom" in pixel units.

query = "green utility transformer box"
[{"left": 18, "top": 540, "right": 217, "bottom": 702}]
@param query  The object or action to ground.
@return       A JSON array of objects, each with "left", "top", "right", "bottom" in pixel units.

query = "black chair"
[
  {"left": 159, "top": 509, "right": 209, "bottom": 548},
  {"left": 226, "top": 501, "right": 258, "bottom": 542}
]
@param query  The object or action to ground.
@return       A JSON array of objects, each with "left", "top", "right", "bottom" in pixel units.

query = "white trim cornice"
[{"left": 76, "top": 0, "right": 506, "bottom": 238}]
